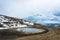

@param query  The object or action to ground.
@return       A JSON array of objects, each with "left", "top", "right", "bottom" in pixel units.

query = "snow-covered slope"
[{"left": 0, "top": 15, "right": 34, "bottom": 28}]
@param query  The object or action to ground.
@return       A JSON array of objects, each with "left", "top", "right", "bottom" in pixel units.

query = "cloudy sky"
[{"left": 0, "top": 0, "right": 60, "bottom": 23}]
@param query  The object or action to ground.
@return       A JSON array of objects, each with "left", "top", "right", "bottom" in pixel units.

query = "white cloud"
[
  {"left": 43, "top": 20, "right": 60, "bottom": 23},
  {"left": 0, "top": 0, "right": 60, "bottom": 19}
]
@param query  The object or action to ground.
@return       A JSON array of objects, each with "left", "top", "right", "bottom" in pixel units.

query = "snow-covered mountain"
[
  {"left": 0, "top": 15, "right": 34, "bottom": 28},
  {"left": 24, "top": 14, "right": 60, "bottom": 27}
]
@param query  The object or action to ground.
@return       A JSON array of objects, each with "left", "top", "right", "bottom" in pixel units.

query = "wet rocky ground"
[
  {"left": 0, "top": 27, "right": 60, "bottom": 40},
  {"left": 0, "top": 24, "right": 60, "bottom": 40}
]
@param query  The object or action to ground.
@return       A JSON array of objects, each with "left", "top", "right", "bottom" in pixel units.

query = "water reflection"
[{"left": 17, "top": 28, "right": 44, "bottom": 33}]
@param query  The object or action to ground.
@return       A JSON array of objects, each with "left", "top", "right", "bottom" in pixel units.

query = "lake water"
[{"left": 17, "top": 28, "right": 44, "bottom": 33}]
